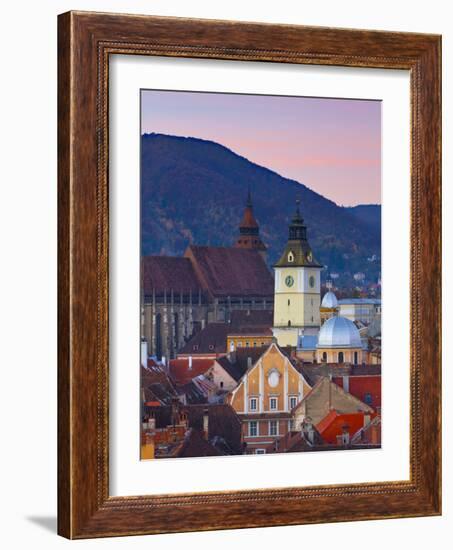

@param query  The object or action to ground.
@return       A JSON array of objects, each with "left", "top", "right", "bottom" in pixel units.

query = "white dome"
[
  {"left": 317, "top": 316, "right": 362, "bottom": 349},
  {"left": 321, "top": 291, "right": 338, "bottom": 309}
]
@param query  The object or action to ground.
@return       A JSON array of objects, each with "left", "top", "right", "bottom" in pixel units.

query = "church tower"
[
  {"left": 235, "top": 189, "right": 267, "bottom": 260},
  {"left": 272, "top": 200, "right": 323, "bottom": 347}
]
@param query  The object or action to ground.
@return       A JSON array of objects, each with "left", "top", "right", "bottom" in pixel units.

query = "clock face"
[
  {"left": 268, "top": 370, "right": 279, "bottom": 388},
  {"left": 285, "top": 275, "right": 294, "bottom": 288},
  {"left": 309, "top": 275, "right": 315, "bottom": 288}
]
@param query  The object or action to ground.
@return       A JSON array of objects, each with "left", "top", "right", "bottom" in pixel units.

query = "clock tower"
[{"left": 272, "top": 200, "right": 323, "bottom": 347}]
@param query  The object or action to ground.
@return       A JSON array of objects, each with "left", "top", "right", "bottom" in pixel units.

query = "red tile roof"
[
  {"left": 169, "top": 358, "right": 215, "bottom": 385},
  {"left": 316, "top": 410, "right": 375, "bottom": 445},
  {"left": 142, "top": 256, "right": 201, "bottom": 295},
  {"left": 185, "top": 245, "right": 274, "bottom": 298}
]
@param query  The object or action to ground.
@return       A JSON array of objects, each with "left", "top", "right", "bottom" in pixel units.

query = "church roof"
[
  {"left": 321, "top": 290, "right": 339, "bottom": 309},
  {"left": 239, "top": 205, "right": 259, "bottom": 230},
  {"left": 142, "top": 256, "right": 201, "bottom": 295},
  {"left": 185, "top": 245, "right": 274, "bottom": 298},
  {"left": 317, "top": 315, "right": 362, "bottom": 349}
]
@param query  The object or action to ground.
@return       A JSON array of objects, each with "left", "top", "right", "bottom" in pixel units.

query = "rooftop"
[{"left": 185, "top": 245, "right": 274, "bottom": 298}]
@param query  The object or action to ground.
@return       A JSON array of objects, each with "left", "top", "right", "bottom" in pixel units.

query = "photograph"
[{"left": 140, "top": 90, "right": 382, "bottom": 459}]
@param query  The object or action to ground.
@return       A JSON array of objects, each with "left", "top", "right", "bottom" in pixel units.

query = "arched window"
[
  {"left": 338, "top": 351, "right": 344, "bottom": 364},
  {"left": 288, "top": 320, "right": 291, "bottom": 327},
  {"left": 322, "top": 352, "right": 327, "bottom": 362}
]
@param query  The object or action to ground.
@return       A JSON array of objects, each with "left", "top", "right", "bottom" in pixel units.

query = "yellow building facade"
[{"left": 228, "top": 343, "right": 311, "bottom": 453}]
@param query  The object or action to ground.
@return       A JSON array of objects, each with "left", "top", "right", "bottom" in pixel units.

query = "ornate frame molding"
[{"left": 58, "top": 11, "right": 441, "bottom": 538}]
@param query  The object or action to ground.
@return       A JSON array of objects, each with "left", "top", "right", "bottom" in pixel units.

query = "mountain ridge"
[{"left": 141, "top": 133, "right": 381, "bottom": 288}]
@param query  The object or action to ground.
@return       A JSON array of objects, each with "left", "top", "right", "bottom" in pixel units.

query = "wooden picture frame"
[{"left": 58, "top": 11, "right": 441, "bottom": 539}]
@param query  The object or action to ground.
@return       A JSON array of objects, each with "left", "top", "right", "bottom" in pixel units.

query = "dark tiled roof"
[
  {"left": 186, "top": 404, "right": 243, "bottom": 455},
  {"left": 142, "top": 404, "right": 173, "bottom": 428},
  {"left": 176, "top": 381, "right": 208, "bottom": 404},
  {"left": 176, "top": 428, "right": 221, "bottom": 458},
  {"left": 142, "top": 256, "right": 201, "bottom": 295},
  {"left": 215, "top": 356, "right": 246, "bottom": 382},
  {"left": 186, "top": 245, "right": 274, "bottom": 298},
  {"left": 229, "top": 309, "right": 274, "bottom": 327},
  {"left": 227, "top": 325, "right": 273, "bottom": 336},
  {"left": 178, "top": 323, "right": 230, "bottom": 355},
  {"left": 217, "top": 346, "right": 271, "bottom": 382},
  {"left": 141, "top": 365, "right": 178, "bottom": 406}
]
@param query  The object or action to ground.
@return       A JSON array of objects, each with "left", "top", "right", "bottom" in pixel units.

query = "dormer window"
[{"left": 288, "top": 251, "right": 295, "bottom": 263}]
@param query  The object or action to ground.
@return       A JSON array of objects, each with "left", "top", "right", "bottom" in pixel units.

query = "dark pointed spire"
[
  {"left": 289, "top": 198, "right": 306, "bottom": 241},
  {"left": 246, "top": 186, "right": 253, "bottom": 208}
]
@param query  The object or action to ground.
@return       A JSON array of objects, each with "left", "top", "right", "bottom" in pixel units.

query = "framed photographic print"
[{"left": 58, "top": 11, "right": 441, "bottom": 538}]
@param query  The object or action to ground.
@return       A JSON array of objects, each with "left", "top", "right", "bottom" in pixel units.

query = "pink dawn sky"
[{"left": 141, "top": 90, "right": 381, "bottom": 206}]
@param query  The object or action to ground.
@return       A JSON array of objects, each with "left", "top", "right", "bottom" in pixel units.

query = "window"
[
  {"left": 354, "top": 351, "right": 358, "bottom": 365},
  {"left": 288, "top": 299, "right": 291, "bottom": 306},
  {"left": 255, "top": 449, "right": 266, "bottom": 454},
  {"left": 364, "top": 392, "right": 373, "bottom": 405},
  {"left": 338, "top": 351, "right": 344, "bottom": 363},
  {"left": 249, "top": 421, "right": 258, "bottom": 437},
  {"left": 249, "top": 397, "right": 258, "bottom": 411},
  {"left": 322, "top": 351, "right": 327, "bottom": 362},
  {"left": 289, "top": 396, "right": 297, "bottom": 410},
  {"left": 269, "top": 397, "right": 278, "bottom": 410},
  {"left": 288, "top": 419, "right": 295, "bottom": 431},
  {"left": 288, "top": 320, "right": 291, "bottom": 327},
  {"left": 220, "top": 381, "right": 224, "bottom": 389},
  {"left": 269, "top": 420, "right": 278, "bottom": 436}
]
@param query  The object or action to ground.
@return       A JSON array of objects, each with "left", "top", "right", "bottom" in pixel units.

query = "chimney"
[
  {"left": 188, "top": 356, "right": 193, "bottom": 370},
  {"left": 302, "top": 417, "right": 315, "bottom": 445},
  {"left": 203, "top": 408, "right": 209, "bottom": 439},
  {"left": 141, "top": 338, "right": 148, "bottom": 367},
  {"left": 341, "top": 424, "right": 350, "bottom": 446},
  {"left": 342, "top": 375, "right": 350, "bottom": 393}
]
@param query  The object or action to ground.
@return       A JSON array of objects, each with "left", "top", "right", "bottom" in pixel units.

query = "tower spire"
[
  {"left": 234, "top": 188, "right": 267, "bottom": 259},
  {"left": 246, "top": 186, "right": 253, "bottom": 208}
]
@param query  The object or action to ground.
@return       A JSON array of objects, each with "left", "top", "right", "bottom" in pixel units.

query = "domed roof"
[
  {"left": 317, "top": 316, "right": 362, "bottom": 349},
  {"left": 321, "top": 290, "right": 338, "bottom": 309}
]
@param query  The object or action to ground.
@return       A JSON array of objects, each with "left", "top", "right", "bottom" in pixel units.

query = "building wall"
[
  {"left": 339, "top": 303, "right": 381, "bottom": 324},
  {"left": 229, "top": 344, "right": 311, "bottom": 450},
  {"left": 316, "top": 347, "right": 363, "bottom": 364},
  {"left": 209, "top": 361, "right": 238, "bottom": 392},
  {"left": 227, "top": 335, "right": 273, "bottom": 351},
  {"left": 333, "top": 375, "right": 381, "bottom": 409},
  {"left": 143, "top": 301, "right": 209, "bottom": 361},
  {"left": 143, "top": 296, "right": 274, "bottom": 360}
]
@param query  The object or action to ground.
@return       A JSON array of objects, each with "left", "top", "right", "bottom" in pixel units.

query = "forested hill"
[{"left": 141, "top": 133, "right": 381, "bottom": 287}]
